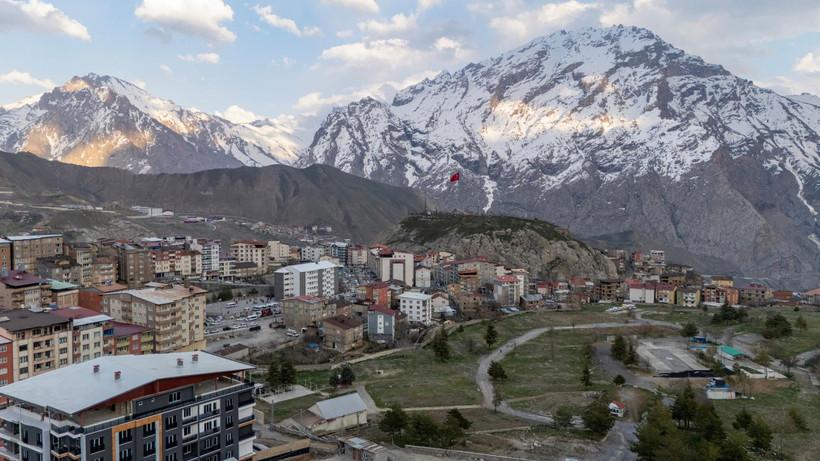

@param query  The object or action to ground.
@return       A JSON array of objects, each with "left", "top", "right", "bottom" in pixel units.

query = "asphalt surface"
[{"left": 205, "top": 296, "right": 292, "bottom": 351}]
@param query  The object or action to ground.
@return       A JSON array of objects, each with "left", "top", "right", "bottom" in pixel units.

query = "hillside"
[
  {"left": 301, "top": 25, "right": 820, "bottom": 288},
  {"left": 385, "top": 213, "right": 617, "bottom": 280},
  {"left": 0, "top": 152, "right": 425, "bottom": 242}
]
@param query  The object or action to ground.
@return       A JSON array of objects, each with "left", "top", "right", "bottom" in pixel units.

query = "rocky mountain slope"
[
  {"left": 301, "top": 25, "right": 820, "bottom": 288},
  {"left": 0, "top": 74, "right": 301, "bottom": 173},
  {"left": 384, "top": 213, "right": 617, "bottom": 280},
  {"left": 0, "top": 151, "right": 425, "bottom": 241}
]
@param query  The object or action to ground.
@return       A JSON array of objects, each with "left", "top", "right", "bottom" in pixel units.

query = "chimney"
[
  {"left": 114, "top": 370, "right": 121, "bottom": 380},
  {"left": 177, "top": 358, "right": 184, "bottom": 367},
  {"left": 192, "top": 353, "right": 199, "bottom": 362},
  {"left": 93, "top": 364, "right": 100, "bottom": 373}
]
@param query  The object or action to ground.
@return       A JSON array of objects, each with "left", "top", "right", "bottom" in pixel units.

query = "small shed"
[{"left": 609, "top": 400, "right": 626, "bottom": 418}]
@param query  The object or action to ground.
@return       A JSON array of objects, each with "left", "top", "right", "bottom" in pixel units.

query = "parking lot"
[{"left": 205, "top": 296, "right": 297, "bottom": 352}]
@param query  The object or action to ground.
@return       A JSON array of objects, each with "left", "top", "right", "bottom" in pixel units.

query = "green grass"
[
  {"left": 256, "top": 394, "right": 324, "bottom": 422},
  {"left": 713, "top": 384, "right": 820, "bottom": 461},
  {"left": 734, "top": 308, "right": 820, "bottom": 358}
]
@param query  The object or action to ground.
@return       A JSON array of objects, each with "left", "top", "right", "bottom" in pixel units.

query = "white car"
[{"left": 246, "top": 314, "right": 259, "bottom": 321}]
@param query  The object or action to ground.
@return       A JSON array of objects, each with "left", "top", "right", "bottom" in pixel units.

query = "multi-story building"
[
  {"left": 655, "top": 283, "right": 677, "bottom": 304},
  {"left": 627, "top": 281, "right": 656, "bottom": 304},
  {"left": 0, "top": 271, "right": 51, "bottom": 309},
  {"left": 415, "top": 267, "right": 432, "bottom": 288},
  {"left": 77, "top": 282, "right": 129, "bottom": 312},
  {"left": 35, "top": 255, "right": 83, "bottom": 286},
  {"left": 48, "top": 280, "right": 80, "bottom": 308},
  {"left": 64, "top": 242, "right": 95, "bottom": 286},
  {"left": 51, "top": 306, "right": 110, "bottom": 363},
  {"left": 282, "top": 296, "right": 336, "bottom": 330},
  {"left": 349, "top": 245, "right": 368, "bottom": 266},
  {"left": 493, "top": 275, "right": 521, "bottom": 306},
  {"left": 102, "top": 284, "right": 207, "bottom": 353},
  {"left": 274, "top": 261, "right": 338, "bottom": 300},
  {"left": 190, "top": 239, "right": 221, "bottom": 277},
  {"left": 0, "top": 335, "right": 12, "bottom": 387},
  {"left": 398, "top": 291, "right": 433, "bottom": 325},
  {"left": 267, "top": 241, "right": 290, "bottom": 265},
  {"left": 330, "top": 242, "right": 350, "bottom": 266},
  {"left": 675, "top": 287, "right": 702, "bottom": 307},
  {"left": 321, "top": 315, "right": 364, "bottom": 352},
  {"left": 234, "top": 261, "right": 260, "bottom": 279},
  {"left": 0, "top": 352, "right": 256, "bottom": 461},
  {"left": 230, "top": 240, "right": 269, "bottom": 274},
  {"left": 372, "top": 250, "right": 415, "bottom": 286},
  {"left": 90, "top": 255, "right": 117, "bottom": 285},
  {"left": 114, "top": 243, "right": 153, "bottom": 288},
  {"left": 593, "top": 279, "right": 622, "bottom": 302},
  {"left": 367, "top": 305, "right": 398, "bottom": 344},
  {"left": 0, "top": 308, "right": 73, "bottom": 381},
  {"left": 5, "top": 234, "right": 63, "bottom": 272},
  {"left": 300, "top": 245, "right": 325, "bottom": 262},
  {"left": 739, "top": 283, "right": 773, "bottom": 306},
  {"left": 105, "top": 321, "right": 156, "bottom": 355},
  {"left": 219, "top": 257, "right": 238, "bottom": 281},
  {"left": 0, "top": 239, "right": 10, "bottom": 273}
]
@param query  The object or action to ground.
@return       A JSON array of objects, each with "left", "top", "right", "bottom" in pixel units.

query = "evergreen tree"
[
  {"left": 581, "top": 361, "right": 592, "bottom": 387},
  {"left": 582, "top": 400, "right": 614, "bottom": 436},
  {"left": 632, "top": 401, "right": 678, "bottom": 460},
  {"left": 432, "top": 330, "right": 451, "bottom": 362},
  {"left": 611, "top": 335, "right": 627, "bottom": 361},
  {"left": 554, "top": 405, "right": 574, "bottom": 430},
  {"left": 329, "top": 373, "right": 341, "bottom": 387},
  {"left": 488, "top": 360, "right": 507, "bottom": 381},
  {"left": 279, "top": 359, "right": 297, "bottom": 389},
  {"left": 445, "top": 409, "right": 472, "bottom": 430},
  {"left": 788, "top": 407, "right": 808, "bottom": 431},
  {"left": 681, "top": 322, "right": 698, "bottom": 337},
  {"left": 732, "top": 408, "right": 753, "bottom": 431},
  {"left": 379, "top": 405, "right": 409, "bottom": 438},
  {"left": 671, "top": 384, "right": 698, "bottom": 429},
  {"left": 695, "top": 402, "right": 725, "bottom": 442},
  {"left": 340, "top": 365, "right": 356, "bottom": 386},
  {"left": 266, "top": 356, "right": 282, "bottom": 391},
  {"left": 795, "top": 315, "right": 808, "bottom": 330},
  {"left": 747, "top": 417, "right": 772, "bottom": 453},
  {"left": 613, "top": 374, "right": 626, "bottom": 385},
  {"left": 624, "top": 341, "right": 638, "bottom": 365},
  {"left": 717, "top": 432, "right": 751, "bottom": 461},
  {"left": 484, "top": 323, "right": 498, "bottom": 348}
]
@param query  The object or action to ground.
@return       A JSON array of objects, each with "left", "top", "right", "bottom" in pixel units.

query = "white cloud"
[
  {"left": 336, "top": 29, "right": 354, "bottom": 38},
  {"left": 177, "top": 52, "right": 220, "bottom": 64},
  {"left": 795, "top": 52, "right": 820, "bottom": 73},
  {"left": 0, "top": 0, "right": 90, "bottom": 41},
  {"left": 293, "top": 70, "right": 438, "bottom": 115},
  {"left": 134, "top": 0, "right": 235, "bottom": 43},
  {"left": 159, "top": 64, "right": 173, "bottom": 74},
  {"left": 320, "top": 39, "right": 423, "bottom": 69},
  {"left": 272, "top": 56, "right": 293, "bottom": 67},
  {"left": 433, "top": 36, "right": 471, "bottom": 60},
  {"left": 253, "top": 5, "right": 321, "bottom": 37},
  {"left": 358, "top": 13, "right": 417, "bottom": 35},
  {"left": 488, "top": 1, "right": 599, "bottom": 41},
  {"left": 418, "top": 0, "right": 443, "bottom": 11},
  {"left": 320, "top": 0, "right": 379, "bottom": 14},
  {"left": 0, "top": 69, "right": 55, "bottom": 89},
  {"left": 216, "top": 104, "right": 262, "bottom": 124},
  {"left": 133, "top": 80, "right": 147, "bottom": 89}
]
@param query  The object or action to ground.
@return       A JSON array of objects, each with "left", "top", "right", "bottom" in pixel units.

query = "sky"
[{"left": 2, "top": 0, "right": 820, "bottom": 124}]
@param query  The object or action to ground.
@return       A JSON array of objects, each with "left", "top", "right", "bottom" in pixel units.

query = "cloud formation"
[
  {"left": 177, "top": 52, "right": 220, "bottom": 64},
  {"left": 253, "top": 5, "right": 321, "bottom": 37},
  {"left": 0, "top": 0, "right": 90, "bottom": 41},
  {"left": 320, "top": 0, "right": 379, "bottom": 13},
  {"left": 0, "top": 69, "right": 55, "bottom": 89},
  {"left": 135, "top": 0, "right": 235, "bottom": 42}
]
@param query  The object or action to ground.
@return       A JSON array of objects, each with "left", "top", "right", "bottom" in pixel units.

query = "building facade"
[
  {"left": 5, "top": 234, "right": 63, "bottom": 272},
  {"left": 274, "top": 261, "right": 338, "bottom": 300},
  {"left": 398, "top": 292, "right": 433, "bottom": 325},
  {"left": 0, "top": 309, "right": 73, "bottom": 381}
]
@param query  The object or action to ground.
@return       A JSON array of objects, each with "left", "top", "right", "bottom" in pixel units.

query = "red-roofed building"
[
  {"left": 106, "top": 321, "right": 155, "bottom": 355},
  {"left": 52, "top": 306, "right": 111, "bottom": 363},
  {"left": 356, "top": 281, "right": 391, "bottom": 306},
  {"left": 609, "top": 400, "right": 626, "bottom": 417},
  {"left": 322, "top": 316, "right": 364, "bottom": 352},
  {"left": 0, "top": 270, "right": 51, "bottom": 309},
  {"left": 494, "top": 275, "right": 521, "bottom": 306}
]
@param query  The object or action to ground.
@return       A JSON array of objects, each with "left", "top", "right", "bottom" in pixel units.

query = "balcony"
[{"left": 0, "top": 444, "right": 20, "bottom": 461}]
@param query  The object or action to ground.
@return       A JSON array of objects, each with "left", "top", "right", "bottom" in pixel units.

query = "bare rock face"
[
  {"left": 302, "top": 26, "right": 820, "bottom": 288},
  {"left": 384, "top": 213, "right": 617, "bottom": 280}
]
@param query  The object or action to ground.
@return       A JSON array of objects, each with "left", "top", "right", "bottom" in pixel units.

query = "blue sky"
[{"left": 2, "top": 0, "right": 820, "bottom": 123}]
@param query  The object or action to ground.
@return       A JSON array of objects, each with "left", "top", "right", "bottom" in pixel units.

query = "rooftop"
[
  {"left": 109, "top": 321, "right": 151, "bottom": 337},
  {"left": 4, "top": 234, "right": 62, "bottom": 241},
  {"left": 368, "top": 305, "right": 397, "bottom": 316},
  {"left": 0, "top": 271, "right": 46, "bottom": 288},
  {"left": 90, "top": 282, "right": 129, "bottom": 293},
  {"left": 0, "top": 309, "right": 70, "bottom": 331},
  {"left": 113, "top": 285, "right": 207, "bottom": 305},
  {"left": 310, "top": 393, "right": 367, "bottom": 420},
  {"left": 0, "top": 352, "right": 253, "bottom": 415},
  {"left": 48, "top": 280, "right": 80, "bottom": 291},
  {"left": 399, "top": 291, "right": 431, "bottom": 301},
  {"left": 275, "top": 260, "right": 337, "bottom": 274},
  {"left": 284, "top": 295, "right": 324, "bottom": 304},
  {"left": 51, "top": 307, "right": 112, "bottom": 326},
  {"left": 323, "top": 315, "right": 363, "bottom": 330}
]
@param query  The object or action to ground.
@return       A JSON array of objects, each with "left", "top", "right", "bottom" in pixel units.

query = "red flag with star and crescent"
[{"left": 449, "top": 171, "right": 460, "bottom": 183}]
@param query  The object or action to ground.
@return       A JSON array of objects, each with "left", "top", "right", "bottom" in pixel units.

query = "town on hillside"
[{"left": 0, "top": 216, "right": 816, "bottom": 461}]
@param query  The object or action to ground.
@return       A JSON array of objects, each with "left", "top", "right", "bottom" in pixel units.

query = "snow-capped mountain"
[
  {"left": 302, "top": 25, "right": 820, "bottom": 287},
  {"left": 0, "top": 74, "right": 300, "bottom": 173}
]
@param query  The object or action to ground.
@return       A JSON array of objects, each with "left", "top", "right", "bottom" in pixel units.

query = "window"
[
  {"left": 118, "top": 447, "right": 133, "bottom": 461},
  {"left": 143, "top": 440, "right": 155, "bottom": 456},
  {"left": 0, "top": 345, "right": 6, "bottom": 352},
  {"left": 224, "top": 398, "right": 233, "bottom": 411},
  {"left": 89, "top": 437, "right": 104, "bottom": 453},
  {"left": 165, "top": 415, "right": 177, "bottom": 429},
  {"left": 18, "top": 356, "right": 27, "bottom": 364},
  {"left": 225, "top": 415, "right": 233, "bottom": 428},
  {"left": 226, "top": 433, "right": 233, "bottom": 444},
  {"left": 59, "top": 337, "right": 67, "bottom": 344},
  {"left": 118, "top": 429, "right": 132, "bottom": 444},
  {"left": 182, "top": 407, "right": 193, "bottom": 419},
  {"left": 0, "top": 357, "right": 6, "bottom": 364},
  {"left": 165, "top": 434, "right": 177, "bottom": 448},
  {"left": 19, "top": 367, "right": 28, "bottom": 374},
  {"left": 169, "top": 391, "right": 181, "bottom": 403},
  {"left": 18, "top": 344, "right": 27, "bottom": 352},
  {"left": 143, "top": 422, "right": 155, "bottom": 437},
  {"left": 164, "top": 454, "right": 178, "bottom": 461},
  {"left": 183, "top": 444, "right": 193, "bottom": 455}
]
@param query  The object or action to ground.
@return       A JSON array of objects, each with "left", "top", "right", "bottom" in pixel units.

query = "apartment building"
[
  {"left": 367, "top": 305, "right": 398, "bottom": 344},
  {"left": 5, "top": 234, "right": 63, "bottom": 272},
  {"left": 282, "top": 296, "right": 336, "bottom": 330},
  {"left": 35, "top": 255, "right": 83, "bottom": 286},
  {"left": 102, "top": 284, "right": 207, "bottom": 353},
  {"left": 493, "top": 275, "right": 521, "bottom": 306},
  {"left": 114, "top": 243, "right": 153, "bottom": 288},
  {"left": 0, "top": 239, "right": 10, "bottom": 273},
  {"left": 267, "top": 240, "right": 290, "bottom": 265},
  {"left": 230, "top": 240, "right": 269, "bottom": 274},
  {"left": 90, "top": 255, "right": 117, "bottom": 285},
  {"left": 51, "top": 306, "right": 110, "bottom": 363},
  {"left": 0, "top": 309, "right": 73, "bottom": 381},
  {"left": 64, "top": 242, "right": 95, "bottom": 286},
  {"left": 0, "top": 335, "right": 12, "bottom": 386},
  {"left": 300, "top": 245, "right": 325, "bottom": 262},
  {"left": 192, "top": 239, "right": 221, "bottom": 277},
  {"left": 329, "top": 242, "right": 350, "bottom": 266},
  {"left": 274, "top": 261, "right": 338, "bottom": 300},
  {"left": 106, "top": 321, "right": 155, "bottom": 355},
  {"left": 219, "top": 257, "right": 238, "bottom": 281},
  {"left": 321, "top": 315, "right": 364, "bottom": 352},
  {"left": 0, "top": 352, "right": 256, "bottom": 461},
  {"left": 371, "top": 249, "right": 415, "bottom": 286},
  {"left": 48, "top": 280, "right": 80, "bottom": 308},
  {"left": 0, "top": 271, "right": 51, "bottom": 309},
  {"left": 349, "top": 245, "right": 368, "bottom": 266},
  {"left": 398, "top": 291, "right": 433, "bottom": 325},
  {"left": 739, "top": 283, "right": 773, "bottom": 306}
]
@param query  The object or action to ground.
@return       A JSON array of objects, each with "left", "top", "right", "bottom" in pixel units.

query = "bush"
[
  {"left": 582, "top": 400, "right": 614, "bottom": 436},
  {"left": 613, "top": 374, "right": 626, "bottom": 385},
  {"left": 762, "top": 314, "right": 792, "bottom": 339}
]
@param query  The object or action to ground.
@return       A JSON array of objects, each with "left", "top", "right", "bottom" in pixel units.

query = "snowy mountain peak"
[
  {"left": 0, "top": 74, "right": 302, "bottom": 173},
  {"left": 303, "top": 25, "right": 820, "bottom": 286}
]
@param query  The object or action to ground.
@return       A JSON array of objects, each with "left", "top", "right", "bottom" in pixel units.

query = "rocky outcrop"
[{"left": 384, "top": 213, "right": 617, "bottom": 280}]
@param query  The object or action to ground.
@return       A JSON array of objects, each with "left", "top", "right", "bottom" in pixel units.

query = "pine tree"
[
  {"left": 581, "top": 361, "right": 592, "bottom": 387},
  {"left": 266, "top": 356, "right": 282, "bottom": 391},
  {"left": 340, "top": 365, "right": 356, "bottom": 386},
  {"left": 488, "top": 361, "right": 507, "bottom": 381},
  {"left": 554, "top": 405, "right": 574, "bottom": 430},
  {"left": 671, "top": 384, "right": 698, "bottom": 429},
  {"left": 732, "top": 408, "right": 753, "bottom": 431},
  {"left": 379, "top": 404, "right": 409, "bottom": 438},
  {"left": 432, "top": 330, "right": 451, "bottom": 362},
  {"left": 611, "top": 335, "right": 627, "bottom": 361},
  {"left": 279, "top": 359, "right": 296, "bottom": 389},
  {"left": 747, "top": 417, "right": 772, "bottom": 453},
  {"left": 484, "top": 323, "right": 498, "bottom": 348}
]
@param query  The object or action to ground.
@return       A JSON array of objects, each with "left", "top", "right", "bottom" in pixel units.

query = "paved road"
[{"left": 594, "top": 420, "right": 637, "bottom": 461}]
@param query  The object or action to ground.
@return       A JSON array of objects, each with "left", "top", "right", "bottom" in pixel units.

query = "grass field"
[
  {"left": 713, "top": 383, "right": 820, "bottom": 461},
  {"left": 734, "top": 308, "right": 820, "bottom": 358}
]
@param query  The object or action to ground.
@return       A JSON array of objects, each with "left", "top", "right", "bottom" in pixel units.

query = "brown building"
[
  {"left": 105, "top": 321, "right": 155, "bottom": 355},
  {"left": 702, "top": 285, "right": 740, "bottom": 306},
  {"left": 36, "top": 255, "right": 83, "bottom": 286},
  {"left": 356, "top": 281, "right": 390, "bottom": 305},
  {"left": 0, "top": 271, "right": 51, "bottom": 309},
  {"left": 114, "top": 243, "right": 153, "bottom": 288},
  {"left": 64, "top": 242, "right": 96, "bottom": 286},
  {"left": 593, "top": 279, "right": 622, "bottom": 302},
  {"left": 78, "top": 282, "right": 129, "bottom": 312},
  {"left": 282, "top": 295, "right": 336, "bottom": 330},
  {"left": 710, "top": 275, "right": 734, "bottom": 288},
  {"left": 322, "top": 316, "right": 364, "bottom": 352},
  {"left": 90, "top": 255, "right": 117, "bottom": 285},
  {"left": 0, "top": 335, "right": 13, "bottom": 387},
  {"left": 0, "top": 239, "right": 10, "bottom": 273},
  {"left": 48, "top": 280, "right": 80, "bottom": 308},
  {"left": 739, "top": 284, "right": 773, "bottom": 306},
  {"left": 5, "top": 234, "right": 63, "bottom": 272},
  {"left": 0, "top": 309, "right": 73, "bottom": 381}
]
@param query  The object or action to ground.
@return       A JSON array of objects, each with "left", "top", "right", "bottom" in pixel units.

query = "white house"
[
  {"left": 399, "top": 291, "right": 433, "bottom": 325},
  {"left": 627, "top": 281, "right": 655, "bottom": 304},
  {"left": 299, "top": 393, "right": 368, "bottom": 433}
]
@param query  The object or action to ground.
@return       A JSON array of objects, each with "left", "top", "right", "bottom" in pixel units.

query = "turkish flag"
[{"left": 449, "top": 172, "right": 460, "bottom": 183}]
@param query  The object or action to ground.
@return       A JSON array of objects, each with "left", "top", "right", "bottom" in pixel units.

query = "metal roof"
[
  {"left": 310, "top": 393, "right": 367, "bottom": 420},
  {"left": 275, "top": 261, "right": 337, "bottom": 274},
  {"left": 0, "top": 352, "right": 254, "bottom": 415}
]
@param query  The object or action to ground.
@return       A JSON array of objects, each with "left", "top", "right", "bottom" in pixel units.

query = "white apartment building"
[
  {"left": 301, "top": 246, "right": 326, "bottom": 262},
  {"left": 230, "top": 240, "right": 269, "bottom": 274},
  {"left": 268, "top": 240, "right": 290, "bottom": 264},
  {"left": 274, "top": 261, "right": 338, "bottom": 300},
  {"left": 399, "top": 291, "right": 433, "bottom": 325}
]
